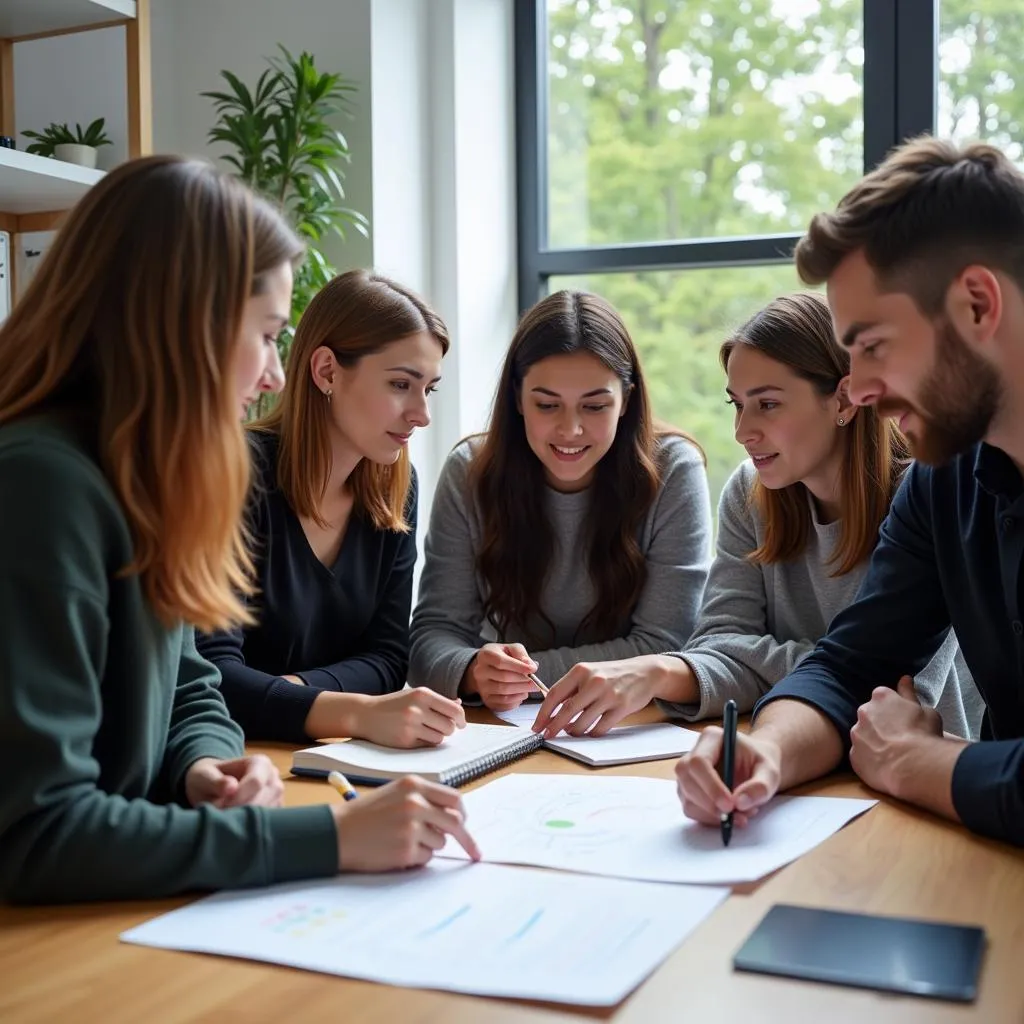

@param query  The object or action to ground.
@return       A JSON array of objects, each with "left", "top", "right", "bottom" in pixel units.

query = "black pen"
[{"left": 720, "top": 699, "right": 738, "bottom": 847}]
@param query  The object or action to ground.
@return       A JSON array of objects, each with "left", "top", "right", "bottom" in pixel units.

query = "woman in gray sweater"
[
  {"left": 533, "top": 293, "right": 982, "bottom": 740},
  {"left": 409, "top": 290, "right": 712, "bottom": 710}
]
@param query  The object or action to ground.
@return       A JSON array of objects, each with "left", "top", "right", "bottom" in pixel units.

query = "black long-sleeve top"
[
  {"left": 197, "top": 430, "right": 416, "bottom": 743},
  {"left": 758, "top": 442, "right": 1022, "bottom": 846}
]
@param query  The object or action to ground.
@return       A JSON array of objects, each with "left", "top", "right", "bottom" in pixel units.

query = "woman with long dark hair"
[{"left": 409, "top": 289, "right": 712, "bottom": 710}]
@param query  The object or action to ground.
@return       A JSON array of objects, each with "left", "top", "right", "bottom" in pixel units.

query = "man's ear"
[
  {"left": 946, "top": 265, "right": 1002, "bottom": 350},
  {"left": 835, "top": 375, "right": 858, "bottom": 427}
]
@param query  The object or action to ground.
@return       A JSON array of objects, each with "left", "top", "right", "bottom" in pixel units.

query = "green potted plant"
[
  {"left": 23, "top": 118, "right": 112, "bottom": 168},
  {"left": 203, "top": 45, "right": 368, "bottom": 363}
]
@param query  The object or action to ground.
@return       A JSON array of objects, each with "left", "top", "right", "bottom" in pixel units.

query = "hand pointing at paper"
[
  {"left": 330, "top": 776, "right": 482, "bottom": 871},
  {"left": 533, "top": 658, "right": 661, "bottom": 737},
  {"left": 532, "top": 654, "right": 699, "bottom": 738}
]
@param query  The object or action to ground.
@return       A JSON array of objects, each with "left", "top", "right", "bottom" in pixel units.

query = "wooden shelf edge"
[{"left": 2, "top": 1, "right": 136, "bottom": 44}]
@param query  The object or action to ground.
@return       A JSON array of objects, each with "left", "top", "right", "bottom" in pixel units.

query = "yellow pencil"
[{"left": 327, "top": 770, "right": 359, "bottom": 801}]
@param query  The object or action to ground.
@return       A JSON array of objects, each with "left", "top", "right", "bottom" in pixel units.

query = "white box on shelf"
[
  {"left": 0, "top": 231, "right": 10, "bottom": 323},
  {"left": 14, "top": 230, "right": 56, "bottom": 303}
]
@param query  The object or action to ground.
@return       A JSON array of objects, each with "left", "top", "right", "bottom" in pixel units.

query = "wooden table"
[{"left": 2, "top": 708, "right": 1023, "bottom": 1023}]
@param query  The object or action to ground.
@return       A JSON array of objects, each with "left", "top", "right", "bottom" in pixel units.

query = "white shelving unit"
[
  {"left": 0, "top": 0, "right": 136, "bottom": 40},
  {"left": 0, "top": 147, "right": 104, "bottom": 214}
]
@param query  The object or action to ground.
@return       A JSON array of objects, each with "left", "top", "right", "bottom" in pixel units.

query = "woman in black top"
[{"left": 198, "top": 270, "right": 464, "bottom": 746}]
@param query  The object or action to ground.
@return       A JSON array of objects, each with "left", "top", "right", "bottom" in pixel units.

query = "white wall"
[
  {"left": 150, "top": 0, "right": 374, "bottom": 272},
  {"left": 370, "top": 0, "right": 517, "bottom": 527},
  {"left": 13, "top": 27, "right": 129, "bottom": 170}
]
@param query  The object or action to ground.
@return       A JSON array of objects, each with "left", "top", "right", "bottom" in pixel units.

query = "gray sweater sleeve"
[
  {"left": 408, "top": 447, "right": 486, "bottom": 699},
  {"left": 532, "top": 436, "right": 712, "bottom": 683},
  {"left": 659, "top": 464, "right": 814, "bottom": 721}
]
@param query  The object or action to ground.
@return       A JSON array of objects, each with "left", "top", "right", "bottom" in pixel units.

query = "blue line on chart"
[
  {"left": 609, "top": 917, "right": 651, "bottom": 956},
  {"left": 506, "top": 908, "right": 545, "bottom": 944},
  {"left": 416, "top": 903, "right": 471, "bottom": 939}
]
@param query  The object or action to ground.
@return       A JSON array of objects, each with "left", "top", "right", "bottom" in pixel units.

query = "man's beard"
[{"left": 877, "top": 319, "right": 1002, "bottom": 466}]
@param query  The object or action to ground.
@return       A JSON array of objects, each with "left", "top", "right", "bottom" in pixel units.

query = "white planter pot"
[{"left": 54, "top": 144, "right": 98, "bottom": 169}]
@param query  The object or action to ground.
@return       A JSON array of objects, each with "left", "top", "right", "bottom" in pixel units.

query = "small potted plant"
[{"left": 22, "top": 118, "right": 112, "bottom": 168}]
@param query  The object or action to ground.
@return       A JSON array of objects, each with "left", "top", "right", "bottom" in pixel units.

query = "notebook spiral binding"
[{"left": 442, "top": 731, "right": 545, "bottom": 787}]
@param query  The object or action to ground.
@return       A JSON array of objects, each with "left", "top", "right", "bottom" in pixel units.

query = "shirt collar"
[{"left": 974, "top": 442, "right": 1024, "bottom": 500}]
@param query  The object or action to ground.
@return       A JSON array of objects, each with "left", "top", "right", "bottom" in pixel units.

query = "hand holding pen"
[
  {"left": 326, "top": 772, "right": 482, "bottom": 872},
  {"left": 461, "top": 642, "right": 540, "bottom": 711},
  {"left": 673, "top": 702, "right": 782, "bottom": 831}
]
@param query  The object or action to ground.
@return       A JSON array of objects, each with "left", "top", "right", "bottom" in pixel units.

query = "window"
[
  {"left": 547, "top": 0, "right": 865, "bottom": 248},
  {"left": 939, "top": 1, "right": 1024, "bottom": 162},
  {"left": 517, "top": 0, "right": 939, "bottom": 511}
]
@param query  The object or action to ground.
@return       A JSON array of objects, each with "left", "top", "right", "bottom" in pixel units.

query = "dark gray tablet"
[{"left": 733, "top": 904, "right": 986, "bottom": 1002}]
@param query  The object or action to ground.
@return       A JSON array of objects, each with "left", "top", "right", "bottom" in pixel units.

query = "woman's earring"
[
  {"left": 325, "top": 388, "right": 333, "bottom": 401},
  {"left": 837, "top": 417, "right": 846, "bottom": 426}
]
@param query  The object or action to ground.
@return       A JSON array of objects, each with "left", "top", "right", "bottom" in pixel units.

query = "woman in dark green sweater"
[{"left": 0, "top": 156, "right": 477, "bottom": 905}]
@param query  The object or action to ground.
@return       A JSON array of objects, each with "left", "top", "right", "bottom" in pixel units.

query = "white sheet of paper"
[
  {"left": 494, "top": 707, "right": 700, "bottom": 765},
  {"left": 495, "top": 703, "right": 543, "bottom": 728},
  {"left": 543, "top": 723, "right": 700, "bottom": 765},
  {"left": 440, "top": 774, "right": 876, "bottom": 884},
  {"left": 120, "top": 861, "right": 727, "bottom": 1007}
]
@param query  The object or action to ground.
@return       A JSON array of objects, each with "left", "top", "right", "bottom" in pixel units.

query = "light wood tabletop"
[{"left": 2, "top": 707, "right": 1022, "bottom": 1023}]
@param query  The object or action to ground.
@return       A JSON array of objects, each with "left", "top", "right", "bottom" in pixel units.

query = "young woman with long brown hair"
[
  {"left": 0, "top": 158, "right": 477, "bottom": 905},
  {"left": 409, "top": 289, "right": 712, "bottom": 711},
  {"left": 198, "top": 269, "right": 467, "bottom": 747},
  {"left": 532, "top": 293, "right": 981, "bottom": 739}
]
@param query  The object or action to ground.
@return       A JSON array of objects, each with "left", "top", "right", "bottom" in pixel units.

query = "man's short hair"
[{"left": 794, "top": 136, "right": 1024, "bottom": 314}]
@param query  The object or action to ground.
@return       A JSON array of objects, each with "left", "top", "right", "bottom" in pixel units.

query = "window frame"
[{"left": 514, "top": 0, "right": 938, "bottom": 312}]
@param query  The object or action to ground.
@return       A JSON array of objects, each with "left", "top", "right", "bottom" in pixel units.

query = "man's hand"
[
  {"left": 185, "top": 755, "right": 284, "bottom": 809},
  {"left": 849, "top": 675, "right": 944, "bottom": 796},
  {"left": 674, "top": 726, "right": 781, "bottom": 828}
]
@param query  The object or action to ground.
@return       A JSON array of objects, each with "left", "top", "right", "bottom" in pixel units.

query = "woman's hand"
[
  {"left": 532, "top": 654, "right": 695, "bottom": 737},
  {"left": 185, "top": 755, "right": 284, "bottom": 809},
  {"left": 460, "top": 643, "right": 539, "bottom": 710},
  {"left": 330, "top": 776, "right": 481, "bottom": 871},
  {"left": 352, "top": 688, "right": 467, "bottom": 748}
]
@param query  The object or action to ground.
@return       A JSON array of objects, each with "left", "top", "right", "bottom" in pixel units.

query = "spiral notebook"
[{"left": 290, "top": 723, "right": 544, "bottom": 787}]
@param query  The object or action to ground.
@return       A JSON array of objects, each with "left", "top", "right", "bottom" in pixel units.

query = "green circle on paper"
[{"left": 544, "top": 819, "right": 575, "bottom": 829}]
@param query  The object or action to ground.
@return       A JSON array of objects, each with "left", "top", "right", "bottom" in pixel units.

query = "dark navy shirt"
[
  {"left": 197, "top": 430, "right": 416, "bottom": 743},
  {"left": 758, "top": 442, "right": 1024, "bottom": 846}
]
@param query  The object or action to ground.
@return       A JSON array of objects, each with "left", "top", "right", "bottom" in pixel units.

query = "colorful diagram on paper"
[
  {"left": 507, "top": 789, "right": 671, "bottom": 854},
  {"left": 259, "top": 902, "right": 349, "bottom": 939}
]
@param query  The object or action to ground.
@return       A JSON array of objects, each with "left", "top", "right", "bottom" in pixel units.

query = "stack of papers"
[
  {"left": 123, "top": 723, "right": 876, "bottom": 1006},
  {"left": 122, "top": 862, "right": 728, "bottom": 1006}
]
